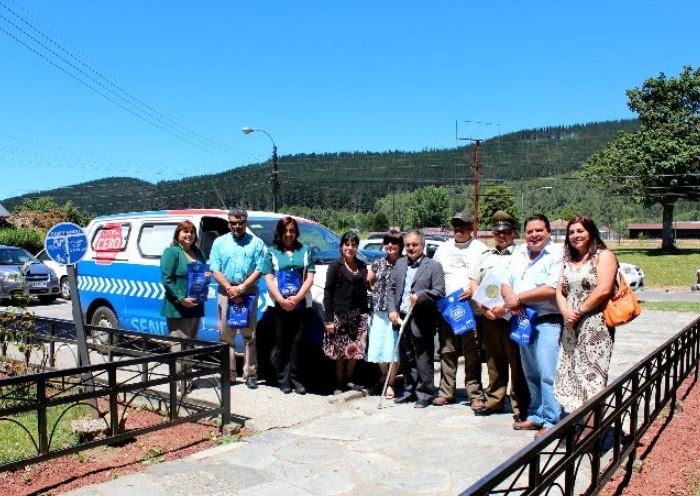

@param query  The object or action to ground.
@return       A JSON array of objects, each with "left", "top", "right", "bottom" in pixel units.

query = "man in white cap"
[{"left": 432, "top": 212, "right": 487, "bottom": 409}]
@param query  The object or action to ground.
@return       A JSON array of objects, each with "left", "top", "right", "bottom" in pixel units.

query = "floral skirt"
[{"left": 323, "top": 310, "right": 369, "bottom": 360}]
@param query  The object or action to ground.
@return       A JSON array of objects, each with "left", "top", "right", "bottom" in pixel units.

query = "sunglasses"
[
  {"left": 384, "top": 239, "right": 400, "bottom": 245},
  {"left": 228, "top": 220, "right": 246, "bottom": 226}
]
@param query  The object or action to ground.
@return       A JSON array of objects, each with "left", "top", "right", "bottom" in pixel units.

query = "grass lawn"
[
  {"left": 610, "top": 240, "right": 700, "bottom": 288},
  {"left": 0, "top": 383, "right": 91, "bottom": 464}
]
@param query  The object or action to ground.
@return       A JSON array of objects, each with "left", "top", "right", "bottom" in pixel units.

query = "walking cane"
[{"left": 379, "top": 303, "right": 413, "bottom": 409}]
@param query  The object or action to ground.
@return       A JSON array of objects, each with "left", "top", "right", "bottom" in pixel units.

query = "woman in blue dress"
[{"left": 366, "top": 230, "right": 404, "bottom": 398}]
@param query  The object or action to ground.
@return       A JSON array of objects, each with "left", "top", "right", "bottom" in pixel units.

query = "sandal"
[{"left": 385, "top": 385, "right": 396, "bottom": 399}]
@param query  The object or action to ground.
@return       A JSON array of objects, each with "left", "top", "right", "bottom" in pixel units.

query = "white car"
[
  {"left": 619, "top": 262, "right": 645, "bottom": 289},
  {"left": 36, "top": 249, "right": 71, "bottom": 300}
]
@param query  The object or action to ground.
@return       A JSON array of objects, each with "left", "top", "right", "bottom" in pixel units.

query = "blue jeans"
[{"left": 519, "top": 320, "right": 563, "bottom": 428}]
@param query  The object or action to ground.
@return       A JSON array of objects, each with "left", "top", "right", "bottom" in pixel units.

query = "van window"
[
  {"left": 139, "top": 223, "right": 179, "bottom": 258},
  {"left": 91, "top": 223, "right": 131, "bottom": 260}
]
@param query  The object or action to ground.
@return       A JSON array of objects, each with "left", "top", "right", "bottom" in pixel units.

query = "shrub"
[{"left": 0, "top": 228, "right": 45, "bottom": 253}]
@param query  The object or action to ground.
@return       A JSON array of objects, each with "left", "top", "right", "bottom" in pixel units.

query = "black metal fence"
[
  {"left": 0, "top": 316, "right": 231, "bottom": 473},
  {"left": 462, "top": 316, "right": 700, "bottom": 496}
]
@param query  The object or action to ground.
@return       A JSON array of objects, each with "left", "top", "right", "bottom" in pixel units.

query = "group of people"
[
  {"left": 158, "top": 206, "right": 621, "bottom": 438},
  {"left": 322, "top": 210, "right": 621, "bottom": 438},
  {"left": 160, "top": 208, "right": 312, "bottom": 394}
]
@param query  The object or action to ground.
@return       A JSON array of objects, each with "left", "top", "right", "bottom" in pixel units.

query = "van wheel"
[
  {"left": 60, "top": 277, "right": 71, "bottom": 300},
  {"left": 91, "top": 306, "right": 119, "bottom": 344}
]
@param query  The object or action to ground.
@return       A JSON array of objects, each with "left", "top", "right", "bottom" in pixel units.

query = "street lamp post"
[{"left": 242, "top": 127, "right": 280, "bottom": 212}]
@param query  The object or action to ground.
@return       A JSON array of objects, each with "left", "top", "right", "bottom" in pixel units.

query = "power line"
[{"left": 0, "top": 1, "right": 237, "bottom": 157}]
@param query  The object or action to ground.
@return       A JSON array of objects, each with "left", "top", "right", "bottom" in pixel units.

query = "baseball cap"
[{"left": 451, "top": 212, "right": 474, "bottom": 225}]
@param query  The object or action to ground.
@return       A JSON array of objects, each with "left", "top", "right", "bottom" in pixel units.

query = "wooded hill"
[{"left": 8, "top": 118, "right": 699, "bottom": 226}]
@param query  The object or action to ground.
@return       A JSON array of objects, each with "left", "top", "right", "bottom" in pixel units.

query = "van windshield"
[{"left": 247, "top": 219, "right": 341, "bottom": 264}]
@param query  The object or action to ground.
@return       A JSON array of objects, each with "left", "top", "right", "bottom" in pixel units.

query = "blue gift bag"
[
  {"left": 186, "top": 262, "right": 210, "bottom": 304},
  {"left": 509, "top": 307, "right": 538, "bottom": 346},
  {"left": 277, "top": 269, "right": 302, "bottom": 298},
  {"left": 437, "top": 289, "right": 476, "bottom": 336},
  {"left": 227, "top": 294, "right": 257, "bottom": 329}
]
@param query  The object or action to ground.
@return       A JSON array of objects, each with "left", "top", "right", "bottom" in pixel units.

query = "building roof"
[
  {"left": 0, "top": 203, "right": 9, "bottom": 217},
  {"left": 628, "top": 222, "right": 700, "bottom": 230}
]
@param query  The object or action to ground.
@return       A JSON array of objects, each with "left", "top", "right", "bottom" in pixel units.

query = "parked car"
[
  {"left": 358, "top": 237, "right": 444, "bottom": 259},
  {"left": 619, "top": 262, "right": 645, "bottom": 289},
  {"left": 36, "top": 249, "right": 71, "bottom": 300},
  {"left": 0, "top": 245, "right": 61, "bottom": 304}
]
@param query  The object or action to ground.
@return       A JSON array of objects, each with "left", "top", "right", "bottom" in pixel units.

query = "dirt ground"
[
  {"left": 1, "top": 375, "right": 699, "bottom": 495},
  {"left": 599, "top": 373, "right": 700, "bottom": 496},
  {"left": 0, "top": 407, "right": 229, "bottom": 496}
]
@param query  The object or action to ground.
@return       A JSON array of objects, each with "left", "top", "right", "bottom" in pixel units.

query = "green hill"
[{"left": 2, "top": 119, "right": 643, "bottom": 216}]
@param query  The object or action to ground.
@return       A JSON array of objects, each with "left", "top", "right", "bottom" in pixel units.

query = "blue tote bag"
[
  {"left": 437, "top": 289, "right": 477, "bottom": 336},
  {"left": 509, "top": 307, "right": 538, "bottom": 346},
  {"left": 227, "top": 294, "right": 257, "bottom": 329}
]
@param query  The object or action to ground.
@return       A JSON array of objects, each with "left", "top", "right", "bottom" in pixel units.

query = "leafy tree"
[
  {"left": 557, "top": 206, "right": 580, "bottom": 222},
  {"left": 478, "top": 186, "right": 518, "bottom": 226},
  {"left": 375, "top": 191, "right": 413, "bottom": 231},
  {"left": 12, "top": 197, "right": 92, "bottom": 227},
  {"left": 405, "top": 186, "right": 451, "bottom": 229},
  {"left": 582, "top": 66, "right": 700, "bottom": 249}
]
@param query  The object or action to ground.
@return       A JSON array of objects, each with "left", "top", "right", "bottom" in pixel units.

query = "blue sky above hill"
[{"left": 1, "top": 0, "right": 699, "bottom": 200}]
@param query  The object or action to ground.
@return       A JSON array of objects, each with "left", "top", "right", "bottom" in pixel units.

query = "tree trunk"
[{"left": 661, "top": 201, "right": 676, "bottom": 250}]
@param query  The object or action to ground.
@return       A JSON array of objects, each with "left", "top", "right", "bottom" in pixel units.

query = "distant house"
[
  {"left": 550, "top": 219, "right": 567, "bottom": 242},
  {"left": 628, "top": 221, "right": 700, "bottom": 240}
]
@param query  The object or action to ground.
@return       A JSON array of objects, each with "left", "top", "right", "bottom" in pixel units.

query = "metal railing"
[
  {"left": 0, "top": 316, "right": 231, "bottom": 473},
  {"left": 463, "top": 316, "right": 700, "bottom": 496}
]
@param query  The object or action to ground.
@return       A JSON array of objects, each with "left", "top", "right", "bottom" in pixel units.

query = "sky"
[{"left": 1, "top": 0, "right": 699, "bottom": 202}]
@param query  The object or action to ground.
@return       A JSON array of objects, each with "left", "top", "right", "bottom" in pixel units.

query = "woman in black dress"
[{"left": 323, "top": 232, "right": 370, "bottom": 395}]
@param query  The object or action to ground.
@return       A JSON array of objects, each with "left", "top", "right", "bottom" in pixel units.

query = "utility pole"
[
  {"left": 270, "top": 144, "right": 280, "bottom": 212},
  {"left": 457, "top": 135, "right": 483, "bottom": 238},
  {"left": 472, "top": 140, "right": 481, "bottom": 239},
  {"left": 457, "top": 120, "right": 500, "bottom": 239}
]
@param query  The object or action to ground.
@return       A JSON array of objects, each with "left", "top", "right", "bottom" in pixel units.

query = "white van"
[{"left": 76, "top": 209, "right": 345, "bottom": 348}]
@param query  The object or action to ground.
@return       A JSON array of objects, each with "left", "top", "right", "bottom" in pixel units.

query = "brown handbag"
[{"left": 603, "top": 269, "right": 642, "bottom": 327}]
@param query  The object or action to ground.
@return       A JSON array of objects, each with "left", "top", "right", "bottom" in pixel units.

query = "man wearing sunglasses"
[{"left": 210, "top": 207, "right": 267, "bottom": 389}]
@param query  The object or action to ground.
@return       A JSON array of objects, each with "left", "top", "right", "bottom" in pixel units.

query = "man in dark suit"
[{"left": 388, "top": 230, "right": 446, "bottom": 408}]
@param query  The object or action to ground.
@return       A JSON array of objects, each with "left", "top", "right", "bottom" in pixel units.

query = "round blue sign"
[{"left": 45, "top": 222, "right": 89, "bottom": 265}]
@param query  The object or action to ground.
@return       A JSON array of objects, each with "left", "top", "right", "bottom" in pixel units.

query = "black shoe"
[
  {"left": 246, "top": 377, "right": 258, "bottom": 389},
  {"left": 474, "top": 407, "right": 505, "bottom": 416},
  {"left": 394, "top": 394, "right": 414, "bottom": 404},
  {"left": 414, "top": 399, "right": 431, "bottom": 408},
  {"left": 294, "top": 385, "right": 307, "bottom": 395},
  {"left": 281, "top": 386, "right": 292, "bottom": 394}
]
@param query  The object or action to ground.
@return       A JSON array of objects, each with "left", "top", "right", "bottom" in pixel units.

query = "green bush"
[{"left": 0, "top": 228, "right": 45, "bottom": 253}]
